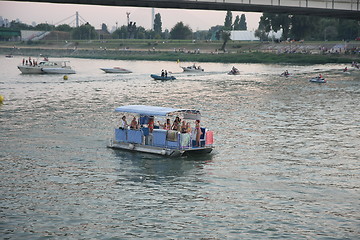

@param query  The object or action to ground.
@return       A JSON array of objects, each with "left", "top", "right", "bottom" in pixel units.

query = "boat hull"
[
  {"left": 181, "top": 67, "right": 204, "bottom": 72},
  {"left": 100, "top": 68, "right": 132, "bottom": 73},
  {"left": 309, "top": 78, "right": 326, "bottom": 83},
  {"left": 41, "top": 68, "right": 76, "bottom": 74},
  {"left": 150, "top": 74, "right": 176, "bottom": 80},
  {"left": 228, "top": 71, "right": 240, "bottom": 75},
  {"left": 108, "top": 139, "right": 212, "bottom": 157},
  {"left": 18, "top": 66, "right": 44, "bottom": 74}
]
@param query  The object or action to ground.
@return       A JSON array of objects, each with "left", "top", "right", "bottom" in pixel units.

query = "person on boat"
[
  {"left": 130, "top": 117, "right": 138, "bottom": 129},
  {"left": 148, "top": 117, "right": 154, "bottom": 133},
  {"left": 186, "top": 122, "right": 192, "bottom": 133},
  {"left": 195, "top": 119, "right": 202, "bottom": 147},
  {"left": 231, "top": 66, "right": 238, "bottom": 73},
  {"left": 120, "top": 116, "right": 128, "bottom": 129},
  {"left": 161, "top": 70, "right": 165, "bottom": 77},
  {"left": 319, "top": 74, "right": 323, "bottom": 79},
  {"left": 158, "top": 119, "right": 171, "bottom": 130},
  {"left": 181, "top": 121, "right": 187, "bottom": 133},
  {"left": 172, "top": 117, "right": 181, "bottom": 131},
  {"left": 281, "top": 70, "right": 289, "bottom": 76},
  {"left": 343, "top": 67, "right": 348, "bottom": 72},
  {"left": 165, "top": 70, "right": 168, "bottom": 78}
]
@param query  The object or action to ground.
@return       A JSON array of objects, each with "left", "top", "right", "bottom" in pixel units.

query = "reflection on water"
[{"left": 0, "top": 56, "right": 359, "bottom": 239}]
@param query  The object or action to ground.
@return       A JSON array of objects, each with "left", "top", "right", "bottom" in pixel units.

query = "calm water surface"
[{"left": 0, "top": 56, "right": 359, "bottom": 239}]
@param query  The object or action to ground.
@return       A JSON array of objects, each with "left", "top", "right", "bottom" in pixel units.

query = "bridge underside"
[{"left": 21, "top": 0, "right": 360, "bottom": 20}]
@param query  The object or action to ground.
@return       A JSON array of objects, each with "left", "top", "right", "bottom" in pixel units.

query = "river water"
[{"left": 0, "top": 56, "right": 359, "bottom": 239}]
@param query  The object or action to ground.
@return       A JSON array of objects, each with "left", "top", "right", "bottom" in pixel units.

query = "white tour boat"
[
  {"left": 108, "top": 105, "right": 214, "bottom": 157},
  {"left": 181, "top": 64, "right": 204, "bottom": 72},
  {"left": 100, "top": 67, "right": 132, "bottom": 73},
  {"left": 18, "top": 59, "right": 75, "bottom": 74}
]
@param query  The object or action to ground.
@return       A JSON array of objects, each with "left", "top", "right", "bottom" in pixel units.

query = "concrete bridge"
[{"left": 18, "top": 0, "right": 360, "bottom": 20}]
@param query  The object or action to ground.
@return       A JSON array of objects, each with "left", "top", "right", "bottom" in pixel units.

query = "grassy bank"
[{"left": 1, "top": 39, "right": 358, "bottom": 64}]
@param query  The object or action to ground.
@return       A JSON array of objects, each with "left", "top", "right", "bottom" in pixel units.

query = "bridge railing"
[{"left": 188, "top": 0, "right": 359, "bottom": 11}]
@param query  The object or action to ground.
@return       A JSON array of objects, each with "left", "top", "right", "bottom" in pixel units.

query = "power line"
[{"left": 53, "top": 12, "right": 88, "bottom": 27}]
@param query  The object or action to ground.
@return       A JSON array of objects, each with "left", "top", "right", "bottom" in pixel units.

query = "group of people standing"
[
  {"left": 160, "top": 70, "right": 169, "bottom": 77},
  {"left": 22, "top": 57, "right": 38, "bottom": 66},
  {"left": 120, "top": 115, "right": 203, "bottom": 147}
]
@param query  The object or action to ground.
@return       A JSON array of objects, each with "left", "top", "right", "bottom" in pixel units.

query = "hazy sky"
[{"left": 1, "top": 1, "right": 262, "bottom": 31}]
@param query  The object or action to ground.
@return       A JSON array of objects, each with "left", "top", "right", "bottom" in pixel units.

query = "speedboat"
[
  {"left": 181, "top": 64, "right": 204, "bottom": 72},
  {"left": 18, "top": 59, "right": 75, "bottom": 74},
  {"left": 309, "top": 77, "right": 326, "bottom": 83},
  {"left": 150, "top": 74, "right": 176, "bottom": 80},
  {"left": 107, "top": 105, "right": 214, "bottom": 157},
  {"left": 100, "top": 67, "right": 132, "bottom": 73}
]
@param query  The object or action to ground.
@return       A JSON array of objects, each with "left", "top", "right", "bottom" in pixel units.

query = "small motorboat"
[
  {"left": 100, "top": 67, "right": 132, "bottom": 73},
  {"left": 228, "top": 67, "right": 240, "bottom": 75},
  {"left": 150, "top": 74, "right": 176, "bottom": 80},
  {"left": 181, "top": 64, "right": 204, "bottom": 72},
  {"left": 107, "top": 105, "right": 214, "bottom": 157},
  {"left": 309, "top": 77, "right": 326, "bottom": 83}
]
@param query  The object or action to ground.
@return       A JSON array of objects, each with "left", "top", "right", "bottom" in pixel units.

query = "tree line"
[
  {"left": 255, "top": 13, "right": 359, "bottom": 41},
  {"left": 4, "top": 12, "right": 359, "bottom": 41},
  {"left": 4, "top": 12, "right": 247, "bottom": 41}
]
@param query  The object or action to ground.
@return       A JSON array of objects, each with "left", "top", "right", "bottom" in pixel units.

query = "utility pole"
[
  {"left": 151, "top": 8, "right": 155, "bottom": 30},
  {"left": 76, "top": 11, "right": 79, "bottom": 27},
  {"left": 126, "top": 12, "right": 130, "bottom": 25}
]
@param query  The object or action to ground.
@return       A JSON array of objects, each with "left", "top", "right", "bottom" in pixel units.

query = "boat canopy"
[{"left": 115, "top": 105, "right": 201, "bottom": 120}]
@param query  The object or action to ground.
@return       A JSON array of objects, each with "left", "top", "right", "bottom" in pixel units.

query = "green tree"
[
  {"left": 56, "top": 24, "right": 72, "bottom": 32},
  {"left": 311, "top": 18, "right": 338, "bottom": 41},
  {"left": 233, "top": 15, "right": 240, "bottom": 30},
  {"left": 290, "top": 15, "right": 317, "bottom": 40},
  {"left": 207, "top": 25, "right": 223, "bottom": 40},
  {"left": 101, "top": 23, "right": 109, "bottom": 34},
  {"left": 224, "top": 11, "right": 233, "bottom": 30},
  {"left": 71, "top": 23, "right": 97, "bottom": 40},
  {"left": 338, "top": 19, "right": 360, "bottom": 40},
  {"left": 34, "top": 23, "right": 55, "bottom": 31},
  {"left": 258, "top": 13, "right": 291, "bottom": 40},
  {"left": 127, "top": 22, "right": 136, "bottom": 39},
  {"left": 10, "top": 21, "right": 32, "bottom": 30},
  {"left": 112, "top": 25, "right": 128, "bottom": 39},
  {"left": 255, "top": 19, "right": 269, "bottom": 41},
  {"left": 220, "top": 30, "right": 231, "bottom": 52},
  {"left": 170, "top": 22, "right": 192, "bottom": 39},
  {"left": 239, "top": 14, "right": 247, "bottom": 30},
  {"left": 154, "top": 13, "right": 162, "bottom": 36}
]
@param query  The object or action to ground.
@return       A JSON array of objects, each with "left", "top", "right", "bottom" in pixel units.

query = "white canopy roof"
[{"left": 115, "top": 105, "right": 201, "bottom": 119}]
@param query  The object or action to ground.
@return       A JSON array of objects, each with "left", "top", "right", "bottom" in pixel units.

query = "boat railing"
[{"left": 114, "top": 127, "right": 213, "bottom": 149}]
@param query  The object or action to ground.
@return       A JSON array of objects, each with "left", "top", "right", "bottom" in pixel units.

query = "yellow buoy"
[
  {"left": 0, "top": 95, "right": 4, "bottom": 104},
  {"left": 63, "top": 75, "right": 68, "bottom": 80}
]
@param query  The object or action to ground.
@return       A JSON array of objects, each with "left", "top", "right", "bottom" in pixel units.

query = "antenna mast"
[{"left": 126, "top": 12, "right": 130, "bottom": 25}]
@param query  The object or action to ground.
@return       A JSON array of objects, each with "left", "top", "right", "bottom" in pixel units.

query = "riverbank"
[{"left": 1, "top": 40, "right": 359, "bottom": 64}]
